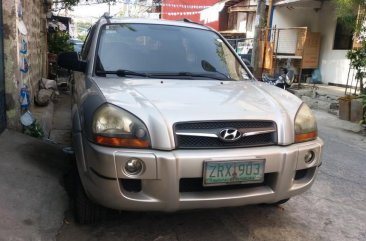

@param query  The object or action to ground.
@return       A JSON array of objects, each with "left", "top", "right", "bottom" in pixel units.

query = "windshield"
[{"left": 96, "top": 23, "right": 250, "bottom": 80}]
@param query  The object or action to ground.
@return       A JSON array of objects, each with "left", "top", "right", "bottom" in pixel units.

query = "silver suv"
[{"left": 58, "top": 16, "right": 323, "bottom": 224}]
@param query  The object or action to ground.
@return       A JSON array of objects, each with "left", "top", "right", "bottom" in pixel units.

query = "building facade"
[
  {"left": 161, "top": 0, "right": 257, "bottom": 36},
  {"left": 271, "top": 0, "right": 353, "bottom": 86},
  {"left": 161, "top": 0, "right": 220, "bottom": 29},
  {"left": 2, "top": 0, "right": 49, "bottom": 130},
  {"left": 0, "top": 1, "right": 5, "bottom": 133}
]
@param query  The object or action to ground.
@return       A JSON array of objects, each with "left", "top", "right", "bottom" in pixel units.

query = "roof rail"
[
  {"left": 177, "top": 18, "right": 203, "bottom": 26},
  {"left": 102, "top": 12, "right": 112, "bottom": 23}
]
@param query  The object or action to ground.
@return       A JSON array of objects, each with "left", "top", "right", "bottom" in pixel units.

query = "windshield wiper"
[
  {"left": 149, "top": 72, "right": 233, "bottom": 80},
  {"left": 96, "top": 69, "right": 150, "bottom": 77}
]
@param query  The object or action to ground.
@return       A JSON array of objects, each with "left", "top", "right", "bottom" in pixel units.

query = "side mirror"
[{"left": 57, "top": 52, "right": 86, "bottom": 72}]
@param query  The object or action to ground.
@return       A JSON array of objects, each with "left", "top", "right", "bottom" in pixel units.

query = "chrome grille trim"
[
  {"left": 174, "top": 121, "right": 277, "bottom": 149},
  {"left": 176, "top": 127, "right": 276, "bottom": 139},
  {"left": 175, "top": 130, "right": 219, "bottom": 138}
]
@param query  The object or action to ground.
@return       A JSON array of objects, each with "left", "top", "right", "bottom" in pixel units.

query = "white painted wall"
[
  {"left": 271, "top": 6, "right": 320, "bottom": 31},
  {"left": 317, "top": 2, "right": 350, "bottom": 85},
  {"left": 271, "top": 2, "right": 350, "bottom": 85}
]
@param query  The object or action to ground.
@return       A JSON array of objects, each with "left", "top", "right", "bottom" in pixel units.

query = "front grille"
[
  {"left": 174, "top": 121, "right": 277, "bottom": 149},
  {"left": 179, "top": 173, "right": 275, "bottom": 192},
  {"left": 175, "top": 121, "right": 275, "bottom": 130}
]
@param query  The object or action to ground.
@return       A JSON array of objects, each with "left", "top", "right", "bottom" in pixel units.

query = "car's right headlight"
[
  {"left": 294, "top": 103, "right": 317, "bottom": 143},
  {"left": 92, "top": 104, "right": 150, "bottom": 148}
]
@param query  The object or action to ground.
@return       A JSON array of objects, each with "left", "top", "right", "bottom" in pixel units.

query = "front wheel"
[
  {"left": 271, "top": 198, "right": 290, "bottom": 205},
  {"left": 74, "top": 175, "right": 107, "bottom": 224}
]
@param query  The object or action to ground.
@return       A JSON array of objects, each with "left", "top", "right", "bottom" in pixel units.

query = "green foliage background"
[
  {"left": 335, "top": 0, "right": 365, "bottom": 34},
  {"left": 48, "top": 30, "right": 74, "bottom": 54},
  {"left": 335, "top": 0, "right": 366, "bottom": 124}
]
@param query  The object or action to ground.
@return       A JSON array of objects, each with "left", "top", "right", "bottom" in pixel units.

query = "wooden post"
[{"left": 251, "top": 0, "right": 266, "bottom": 77}]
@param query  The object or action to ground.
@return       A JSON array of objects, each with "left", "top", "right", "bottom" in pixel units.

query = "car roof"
[{"left": 97, "top": 17, "right": 210, "bottom": 31}]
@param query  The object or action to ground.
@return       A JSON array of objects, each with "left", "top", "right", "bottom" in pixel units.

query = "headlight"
[
  {"left": 92, "top": 104, "right": 150, "bottom": 148},
  {"left": 294, "top": 104, "right": 317, "bottom": 143}
]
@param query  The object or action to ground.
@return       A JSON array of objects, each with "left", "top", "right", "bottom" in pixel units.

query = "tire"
[
  {"left": 74, "top": 175, "right": 107, "bottom": 224},
  {"left": 272, "top": 198, "right": 290, "bottom": 205}
]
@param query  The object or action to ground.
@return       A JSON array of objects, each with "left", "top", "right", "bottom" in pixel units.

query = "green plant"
[
  {"left": 347, "top": 46, "right": 366, "bottom": 94},
  {"left": 358, "top": 94, "right": 366, "bottom": 124},
  {"left": 23, "top": 121, "right": 44, "bottom": 139},
  {"left": 48, "top": 30, "right": 74, "bottom": 54},
  {"left": 335, "top": 1, "right": 366, "bottom": 95}
]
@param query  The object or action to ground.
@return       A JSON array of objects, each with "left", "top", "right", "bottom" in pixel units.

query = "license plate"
[{"left": 203, "top": 160, "right": 265, "bottom": 186}]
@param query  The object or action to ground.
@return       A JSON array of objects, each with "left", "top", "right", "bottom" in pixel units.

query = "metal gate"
[{"left": 0, "top": 3, "right": 6, "bottom": 133}]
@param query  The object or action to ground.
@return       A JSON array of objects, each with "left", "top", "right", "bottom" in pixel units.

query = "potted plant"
[
  {"left": 359, "top": 94, "right": 366, "bottom": 126},
  {"left": 335, "top": 1, "right": 366, "bottom": 122}
]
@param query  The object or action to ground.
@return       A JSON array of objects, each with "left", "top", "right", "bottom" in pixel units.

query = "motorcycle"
[{"left": 262, "top": 67, "right": 295, "bottom": 90}]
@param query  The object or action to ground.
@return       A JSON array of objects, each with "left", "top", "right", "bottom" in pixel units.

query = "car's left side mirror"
[{"left": 58, "top": 52, "right": 86, "bottom": 72}]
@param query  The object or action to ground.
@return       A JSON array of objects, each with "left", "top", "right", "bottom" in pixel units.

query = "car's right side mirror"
[{"left": 58, "top": 52, "right": 86, "bottom": 72}]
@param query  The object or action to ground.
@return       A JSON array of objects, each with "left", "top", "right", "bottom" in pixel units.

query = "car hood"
[{"left": 93, "top": 78, "right": 303, "bottom": 148}]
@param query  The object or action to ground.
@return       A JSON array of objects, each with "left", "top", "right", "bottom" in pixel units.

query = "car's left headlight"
[
  {"left": 294, "top": 103, "right": 317, "bottom": 143},
  {"left": 92, "top": 104, "right": 151, "bottom": 148}
]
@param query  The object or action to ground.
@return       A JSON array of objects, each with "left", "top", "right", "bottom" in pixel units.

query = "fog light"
[
  {"left": 124, "top": 158, "right": 144, "bottom": 175},
  {"left": 304, "top": 151, "right": 315, "bottom": 164}
]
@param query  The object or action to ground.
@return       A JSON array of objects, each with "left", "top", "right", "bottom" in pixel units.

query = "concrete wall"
[
  {"left": 271, "top": 5, "right": 320, "bottom": 31},
  {"left": 317, "top": 2, "right": 350, "bottom": 86},
  {"left": 162, "top": 0, "right": 220, "bottom": 30},
  {"left": 2, "top": 0, "right": 48, "bottom": 130},
  {"left": 271, "top": 2, "right": 350, "bottom": 85}
]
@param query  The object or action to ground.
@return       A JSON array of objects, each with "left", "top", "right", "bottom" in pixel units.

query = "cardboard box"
[
  {"left": 295, "top": 31, "right": 306, "bottom": 56},
  {"left": 350, "top": 99, "right": 363, "bottom": 123},
  {"left": 263, "top": 42, "right": 274, "bottom": 70},
  {"left": 305, "top": 32, "right": 321, "bottom": 48},
  {"left": 298, "top": 32, "right": 321, "bottom": 69},
  {"left": 302, "top": 47, "right": 320, "bottom": 69},
  {"left": 339, "top": 98, "right": 351, "bottom": 121}
]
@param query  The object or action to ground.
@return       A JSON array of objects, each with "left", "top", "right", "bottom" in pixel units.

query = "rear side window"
[{"left": 81, "top": 25, "right": 96, "bottom": 61}]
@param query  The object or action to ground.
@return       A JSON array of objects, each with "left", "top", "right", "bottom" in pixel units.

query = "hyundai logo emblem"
[{"left": 219, "top": 128, "right": 242, "bottom": 142}]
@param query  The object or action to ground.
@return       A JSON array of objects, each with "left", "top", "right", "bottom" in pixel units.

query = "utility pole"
[
  {"left": 108, "top": 0, "right": 111, "bottom": 15},
  {"left": 267, "top": 0, "right": 273, "bottom": 29},
  {"left": 251, "top": 0, "right": 266, "bottom": 77}
]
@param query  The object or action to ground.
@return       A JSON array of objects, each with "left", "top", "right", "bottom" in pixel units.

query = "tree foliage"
[
  {"left": 335, "top": 0, "right": 366, "bottom": 94},
  {"left": 335, "top": 0, "right": 365, "bottom": 35},
  {"left": 48, "top": 30, "right": 74, "bottom": 54}
]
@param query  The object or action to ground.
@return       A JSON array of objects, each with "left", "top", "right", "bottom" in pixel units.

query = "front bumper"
[{"left": 77, "top": 136, "right": 323, "bottom": 211}]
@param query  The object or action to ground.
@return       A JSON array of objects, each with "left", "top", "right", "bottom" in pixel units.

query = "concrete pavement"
[
  {"left": 0, "top": 90, "right": 72, "bottom": 241},
  {"left": 0, "top": 130, "right": 70, "bottom": 241},
  {"left": 288, "top": 84, "right": 345, "bottom": 115}
]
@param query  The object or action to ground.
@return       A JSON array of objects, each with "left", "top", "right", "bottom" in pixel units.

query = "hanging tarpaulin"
[
  {"left": 200, "top": 0, "right": 227, "bottom": 24},
  {"left": 48, "top": 20, "right": 67, "bottom": 31}
]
